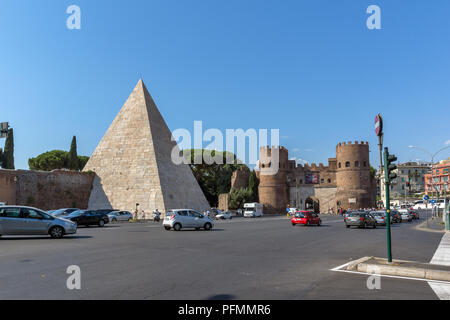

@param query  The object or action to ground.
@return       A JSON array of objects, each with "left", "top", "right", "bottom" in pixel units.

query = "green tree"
[
  {"left": 28, "top": 150, "right": 90, "bottom": 171},
  {"left": 0, "top": 147, "right": 3, "bottom": 167},
  {"left": 3, "top": 128, "right": 14, "bottom": 169},
  {"left": 228, "top": 187, "right": 253, "bottom": 210},
  {"left": 28, "top": 150, "right": 68, "bottom": 171},
  {"left": 370, "top": 165, "right": 377, "bottom": 179},
  {"left": 182, "top": 149, "right": 248, "bottom": 207},
  {"left": 248, "top": 170, "right": 259, "bottom": 202},
  {"left": 68, "top": 136, "right": 79, "bottom": 170},
  {"left": 78, "top": 155, "right": 89, "bottom": 171}
]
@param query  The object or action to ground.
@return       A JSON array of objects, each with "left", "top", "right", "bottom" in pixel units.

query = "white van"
[
  {"left": 412, "top": 200, "right": 427, "bottom": 210},
  {"left": 244, "top": 203, "right": 263, "bottom": 218}
]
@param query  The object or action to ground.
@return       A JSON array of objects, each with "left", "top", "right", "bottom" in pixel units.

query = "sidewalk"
[{"left": 417, "top": 217, "right": 446, "bottom": 232}]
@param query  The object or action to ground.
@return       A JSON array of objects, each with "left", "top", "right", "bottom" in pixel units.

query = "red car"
[{"left": 291, "top": 211, "right": 322, "bottom": 226}]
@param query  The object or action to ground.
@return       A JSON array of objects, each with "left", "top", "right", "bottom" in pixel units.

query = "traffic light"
[{"left": 384, "top": 148, "right": 397, "bottom": 184}]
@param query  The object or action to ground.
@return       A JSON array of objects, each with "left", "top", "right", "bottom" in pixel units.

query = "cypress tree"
[
  {"left": 68, "top": 136, "right": 79, "bottom": 170},
  {"left": 248, "top": 170, "right": 259, "bottom": 202},
  {"left": 3, "top": 128, "right": 14, "bottom": 169}
]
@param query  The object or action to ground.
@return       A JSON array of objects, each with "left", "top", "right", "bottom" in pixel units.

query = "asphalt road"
[{"left": 0, "top": 213, "right": 445, "bottom": 300}]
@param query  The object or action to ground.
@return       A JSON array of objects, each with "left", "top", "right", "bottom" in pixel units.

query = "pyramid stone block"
[{"left": 83, "top": 79, "right": 210, "bottom": 214}]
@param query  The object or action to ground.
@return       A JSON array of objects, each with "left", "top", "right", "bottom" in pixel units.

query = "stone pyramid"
[{"left": 83, "top": 79, "right": 210, "bottom": 214}]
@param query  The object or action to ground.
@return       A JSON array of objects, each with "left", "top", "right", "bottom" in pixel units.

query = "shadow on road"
[{"left": 0, "top": 235, "right": 93, "bottom": 240}]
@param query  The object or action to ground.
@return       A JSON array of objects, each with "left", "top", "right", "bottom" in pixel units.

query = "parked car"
[
  {"left": 163, "top": 209, "right": 214, "bottom": 231},
  {"left": 215, "top": 211, "right": 232, "bottom": 220},
  {"left": 108, "top": 211, "right": 133, "bottom": 222},
  {"left": 0, "top": 205, "right": 77, "bottom": 238},
  {"left": 291, "top": 211, "right": 321, "bottom": 226},
  {"left": 49, "top": 208, "right": 80, "bottom": 218},
  {"left": 345, "top": 212, "right": 377, "bottom": 229},
  {"left": 67, "top": 210, "right": 110, "bottom": 227}
]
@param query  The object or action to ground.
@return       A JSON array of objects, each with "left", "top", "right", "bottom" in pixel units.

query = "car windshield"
[
  {"left": 295, "top": 212, "right": 306, "bottom": 218},
  {"left": 348, "top": 213, "right": 363, "bottom": 217},
  {"left": 51, "top": 209, "right": 66, "bottom": 215},
  {"left": 68, "top": 210, "right": 84, "bottom": 217}
]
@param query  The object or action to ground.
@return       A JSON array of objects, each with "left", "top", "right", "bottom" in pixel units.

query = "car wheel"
[
  {"left": 164, "top": 226, "right": 171, "bottom": 231},
  {"left": 346, "top": 224, "right": 350, "bottom": 228},
  {"left": 306, "top": 221, "right": 310, "bottom": 226},
  {"left": 173, "top": 223, "right": 182, "bottom": 231},
  {"left": 49, "top": 226, "right": 64, "bottom": 239},
  {"left": 98, "top": 220, "right": 105, "bottom": 227},
  {"left": 373, "top": 223, "right": 377, "bottom": 229},
  {"left": 112, "top": 218, "right": 117, "bottom": 223},
  {"left": 317, "top": 220, "right": 322, "bottom": 226},
  {"left": 362, "top": 223, "right": 366, "bottom": 229},
  {"left": 204, "top": 222, "right": 212, "bottom": 231}
]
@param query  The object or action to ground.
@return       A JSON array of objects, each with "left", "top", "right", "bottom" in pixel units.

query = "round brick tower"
[
  {"left": 335, "top": 141, "right": 373, "bottom": 210},
  {"left": 258, "top": 146, "right": 289, "bottom": 213}
]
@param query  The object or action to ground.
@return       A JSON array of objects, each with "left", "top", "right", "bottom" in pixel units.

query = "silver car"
[
  {"left": 0, "top": 206, "right": 77, "bottom": 239},
  {"left": 163, "top": 209, "right": 214, "bottom": 231},
  {"left": 108, "top": 211, "right": 133, "bottom": 223}
]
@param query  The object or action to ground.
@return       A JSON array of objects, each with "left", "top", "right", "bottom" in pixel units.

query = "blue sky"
[{"left": 0, "top": 0, "right": 449, "bottom": 170}]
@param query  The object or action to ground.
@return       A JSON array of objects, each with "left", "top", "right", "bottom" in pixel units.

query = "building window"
[
  {"left": 328, "top": 179, "right": 331, "bottom": 183},
  {"left": 345, "top": 162, "right": 350, "bottom": 168},
  {"left": 338, "top": 163, "right": 341, "bottom": 168},
  {"left": 355, "top": 161, "right": 359, "bottom": 167},
  {"left": 363, "top": 161, "right": 367, "bottom": 167},
  {"left": 321, "top": 179, "right": 324, "bottom": 184}
]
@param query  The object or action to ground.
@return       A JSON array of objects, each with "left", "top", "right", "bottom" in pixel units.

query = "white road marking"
[
  {"left": 331, "top": 267, "right": 450, "bottom": 285},
  {"left": 428, "top": 232, "right": 450, "bottom": 300}
]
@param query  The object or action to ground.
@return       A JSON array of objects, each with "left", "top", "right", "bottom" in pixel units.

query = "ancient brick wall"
[
  {"left": 0, "top": 172, "right": 16, "bottom": 205},
  {"left": 231, "top": 169, "right": 250, "bottom": 189},
  {"left": 258, "top": 146, "right": 289, "bottom": 213},
  {"left": 218, "top": 193, "right": 229, "bottom": 211},
  {"left": 0, "top": 169, "right": 94, "bottom": 210},
  {"left": 335, "top": 141, "right": 373, "bottom": 210}
]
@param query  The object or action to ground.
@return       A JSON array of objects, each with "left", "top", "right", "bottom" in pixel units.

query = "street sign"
[
  {"left": 430, "top": 199, "right": 436, "bottom": 205},
  {"left": 375, "top": 114, "right": 383, "bottom": 137},
  {"left": 424, "top": 195, "right": 429, "bottom": 201}
]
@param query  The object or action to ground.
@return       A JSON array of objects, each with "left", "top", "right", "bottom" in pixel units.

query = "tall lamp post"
[{"left": 408, "top": 145, "right": 450, "bottom": 218}]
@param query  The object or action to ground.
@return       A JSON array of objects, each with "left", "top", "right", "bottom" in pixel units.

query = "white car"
[
  {"left": 108, "top": 211, "right": 133, "bottom": 223},
  {"left": 398, "top": 209, "right": 412, "bottom": 222},
  {"left": 163, "top": 209, "right": 214, "bottom": 231},
  {"left": 215, "top": 211, "right": 232, "bottom": 220}
]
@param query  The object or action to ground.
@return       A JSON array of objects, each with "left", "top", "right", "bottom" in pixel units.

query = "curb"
[{"left": 354, "top": 259, "right": 450, "bottom": 282}]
